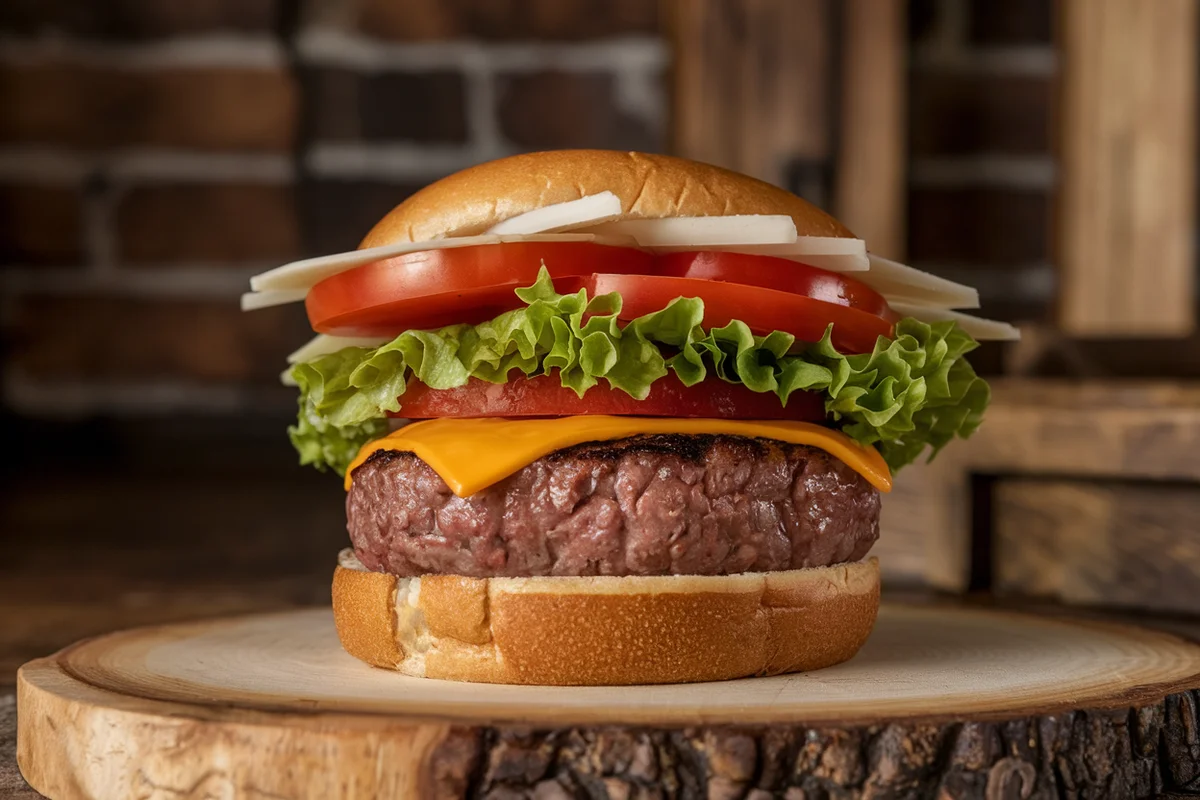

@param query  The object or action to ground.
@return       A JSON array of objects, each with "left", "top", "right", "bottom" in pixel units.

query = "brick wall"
[
  {"left": 908, "top": 0, "right": 1055, "bottom": 323},
  {"left": 0, "top": 1, "right": 667, "bottom": 419},
  {"left": 0, "top": 0, "right": 1059, "bottom": 422}
]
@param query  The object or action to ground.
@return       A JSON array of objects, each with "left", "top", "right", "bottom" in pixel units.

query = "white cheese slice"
[
  {"left": 655, "top": 235, "right": 865, "bottom": 255},
  {"left": 888, "top": 302, "right": 1021, "bottom": 340},
  {"left": 250, "top": 235, "right": 501, "bottom": 293},
  {"left": 486, "top": 192, "right": 623, "bottom": 234},
  {"left": 287, "top": 334, "right": 390, "bottom": 364},
  {"left": 862, "top": 256, "right": 980, "bottom": 309},
  {"left": 240, "top": 288, "right": 307, "bottom": 311},
  {"left": 247, "top": 232, "right": 634, "bottom": 296},
  {"left": 580, "top": 215, "right": 799, "bottom": 247},
  {"left": 650, "top": 237, "right": 869, "bottom": 271},
  {"left": 244, "top": 211, "right": 983, "bottom": 316},
  {"left": 790, "top": 253, "right": 870, "bottom": 271}
]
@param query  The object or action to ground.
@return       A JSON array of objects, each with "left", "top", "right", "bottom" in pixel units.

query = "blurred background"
[{"left": 1, "top": 0, "right": 1197, "bottom": 676}]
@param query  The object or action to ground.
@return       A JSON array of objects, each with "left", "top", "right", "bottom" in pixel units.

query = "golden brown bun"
[
  {"left": 360, "top": 150, "right": 855, "bottom": 248},
  {"left": 332, "top": 551, "right": 880, "bottom": 685}
]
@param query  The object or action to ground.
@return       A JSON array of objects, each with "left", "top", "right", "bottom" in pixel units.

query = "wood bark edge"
[{"left": 17, "top": 660, "right": 1200, "bottom": 799}]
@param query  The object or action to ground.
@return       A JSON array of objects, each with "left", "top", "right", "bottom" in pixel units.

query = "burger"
[{"left": 243, "top": 150, "right": 1015, "bottom": 685}]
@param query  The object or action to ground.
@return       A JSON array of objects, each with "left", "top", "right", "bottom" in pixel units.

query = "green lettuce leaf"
[{"left": 287, "top": 268, "right": 990, "bottom": 475}]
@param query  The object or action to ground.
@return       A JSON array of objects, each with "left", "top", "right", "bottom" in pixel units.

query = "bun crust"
[
  {"left": 360, "top": 150, "right": 855, "bottom": 248},
  {"left": 332, "top": 554, "right": 880, "bottom": 685}
]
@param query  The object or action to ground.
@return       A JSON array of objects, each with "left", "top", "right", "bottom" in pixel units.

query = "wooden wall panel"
[
  {"left": 835, "top": 0, "right": 907, "bottom": 258},
  {"left": 669, "top": 0, "right": 830, "bottom": 189},
  {"left": 670, "top": 0, "right": 906, "bottom": 249},
  {"left": 877, "top": 454, "right": 972, "bottom": 590},
  {"left": 1057, "top": 0, "right": 1197, "bottom": 336},
  {"left": 879, "top": 380, "right": 1200, "bottom": 592},
  {"left": 995, "top": 480, "right": 1200, "bottom": 614}
]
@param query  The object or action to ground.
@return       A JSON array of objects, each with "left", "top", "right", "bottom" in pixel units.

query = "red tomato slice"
[
  {"left": 314, "top": 283, "right": 524, "bottom": 336},
  {"left": 391, "top": 374, "right": 826, "bottom": 421},
  {"left": 308, "top": 241, "right": 655, "bottom": 336},
  {"left": 566, "top": 274, "right": 893, "bottom": 354},
  {"left": 657, "top": 250, "right": 892, "bottom": 318},
  {"left": 306, "top": 242, "right": 894, "bottom": 353}
]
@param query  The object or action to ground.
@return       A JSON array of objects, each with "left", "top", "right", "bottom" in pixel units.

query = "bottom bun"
[{"left": 332, "top": 550, "right": 880, "bottom": 685}]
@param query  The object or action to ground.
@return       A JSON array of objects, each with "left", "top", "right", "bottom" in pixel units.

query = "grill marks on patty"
[{"left": 346, "top": 434, "right": 881, "bottom": 579}]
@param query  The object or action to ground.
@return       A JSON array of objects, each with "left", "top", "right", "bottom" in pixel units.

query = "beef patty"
[{"left": 347, "top": 434, "right": 880, "bottom": 578}]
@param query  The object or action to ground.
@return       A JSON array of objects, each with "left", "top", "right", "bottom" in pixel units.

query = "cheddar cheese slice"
[{"left": 345, "top": 416, "right": 892, "bottom": 496}]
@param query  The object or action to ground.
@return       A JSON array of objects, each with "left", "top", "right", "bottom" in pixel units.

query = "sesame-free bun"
[
  {"left": 332, "top": 550, "right": 880, "bottom": 685},
  {"left": 359, "top": 150, "right": 855, "bottom": 248}
]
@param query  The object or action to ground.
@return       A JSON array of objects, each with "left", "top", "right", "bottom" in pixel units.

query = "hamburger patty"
[{"left": 347, "top": 433, "right": 880, "bottom": 578}]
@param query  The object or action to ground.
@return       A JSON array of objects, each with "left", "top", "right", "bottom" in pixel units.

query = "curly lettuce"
[{"left": 289, "top": 268, "right": 989, "bottom": 475}]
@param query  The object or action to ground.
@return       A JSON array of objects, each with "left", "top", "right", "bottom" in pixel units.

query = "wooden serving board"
[{"left": 16, "top": 605, "right": 1200, "bottom": 799}]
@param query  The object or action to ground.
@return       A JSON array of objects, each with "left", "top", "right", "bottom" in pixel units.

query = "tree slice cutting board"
[{"left": 16, "top": 605, "right": 1200, "bottom": 799}]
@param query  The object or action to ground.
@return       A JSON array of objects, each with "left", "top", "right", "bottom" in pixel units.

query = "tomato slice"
[
  {"left": 564, "top": 274, "right": 893, "bottom": 354},
  {"left": 313, "top": 283, "right": 523, "bottom": 336},
  {"left": 657, "top": 250, "right": 892, "bottom": 318},
  {"left": 391, "top": 374, "right": 826, "bottom": 421},
  {"left": 306, "top": 242, "right": 894, "bottom": 353},
  {"left": 308, "top": 241, "right": 654, "bottom": 336}
]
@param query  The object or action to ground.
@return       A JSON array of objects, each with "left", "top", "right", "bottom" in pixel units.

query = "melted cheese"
[{"left": 344, "top": 417, "right": 892, "bottom": 496}]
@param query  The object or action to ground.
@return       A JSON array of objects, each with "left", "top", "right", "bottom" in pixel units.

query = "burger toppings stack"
[{"left": 243, "top": 150, "right": 1017, "bottom": 685}]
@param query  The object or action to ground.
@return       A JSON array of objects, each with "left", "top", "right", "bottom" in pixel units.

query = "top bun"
[{"left": 360, "top": 150, "right": 855, "bottom": 248}]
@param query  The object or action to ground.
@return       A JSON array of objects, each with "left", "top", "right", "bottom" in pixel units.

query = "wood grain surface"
[
  {"left": 0, "top": 696, "right": 39, "bottom": 799},
  {"left": 1057, "top": 0, "right": 1197, "bottom": 336},
  {"left": 996, "top": 480, "right": 1200, "bottom": 614},
  {"left": 1002, "top": 323, "right": 1200, "bottom": 379},
  {"left": 669, "top": 0, "right": 830, "bottom": 190},
  {"left": 885, "top": 379, "right": 1200, "bottom": 592},
  {"left": 835, "top": 0, "right": 907, "bottom": 258},
  {"left": 16, "top": 605, "right": 1200, "bottom": 798}
]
